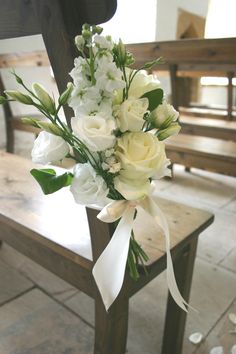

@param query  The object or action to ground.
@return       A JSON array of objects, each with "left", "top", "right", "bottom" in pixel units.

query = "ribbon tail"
[
  {"left": 93, "top": 206, "right": 135, "bottom": 311},
  {"left": 142, "top": 197, "right": 190, "bottom": 312}
]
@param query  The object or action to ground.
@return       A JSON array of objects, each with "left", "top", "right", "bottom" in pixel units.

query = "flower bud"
[
  {"left": 75, "top": 35, "right": 85, "bottom": 50},
  {"left": 4, "top": 90, "right": 33, "bottom": 105},
  {"left": 58, "top": 82, "right": 74, "bottom": 105},
  {"left": 0, "top": 95, "right": 7, "bottom": 104},
  {"left": 21, "top": 117, "right": 41, "bottom": 128},
  {"left": 37, "top": 122, "right": 63, "bottom": 136},
  {"left": 92, "top": 25, "right": 103, "bottom": 35},
  {"left": 150, "top": 102, "right": 179, "bottom": 129},
  {"left": 157, "top": 123, "right": 181, "bottom": 141},
  {"left": 32, "top": 83, "right": 55, "bottom": 114},
  {"left": 82, "top": 29, "right": 92, "bottom": 40}
]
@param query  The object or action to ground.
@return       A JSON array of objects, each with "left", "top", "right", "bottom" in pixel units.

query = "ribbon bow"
[{"left": 92, "top": 196, "right": 189, "bottom": 312}]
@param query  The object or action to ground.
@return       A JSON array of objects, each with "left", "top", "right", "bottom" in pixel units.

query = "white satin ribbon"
[{"left": 92, "top": 196, "right": 189, "bottom": 312}]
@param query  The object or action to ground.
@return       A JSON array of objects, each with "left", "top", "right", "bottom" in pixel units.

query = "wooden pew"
[
  {"left": 0, "top": 151, "right": 214, "bottom": 354},
  {"left": 126, "top": 39, "right": 236, "bottom": 175},
  {"left": 179, "top": 115, "right": 236, "bottom": 142},
  {"left": 166, "top": 134, "right": 236, "bottom": 176}
]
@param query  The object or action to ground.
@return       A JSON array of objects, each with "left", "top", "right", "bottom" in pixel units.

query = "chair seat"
[{"left": 0, "top": 152, "right": 212, "bottom": 269}]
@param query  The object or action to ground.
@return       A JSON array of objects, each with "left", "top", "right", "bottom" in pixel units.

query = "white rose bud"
[
  {"left": 151, "top": 102, "right": 179, "bottom": 128},
  {"left": 31, "top": 131, "right": 69, "bottom": 164},
  {"left": 114, "top": 175, "right": 151, "bottom": 200},
  {"left": 71, "top": 115, "right": 116, "bottom": 152},
  {"left": 70, "top": 163, "right": 109, "bottom": 206},
  {"left": 128, "top": 69, "right": 160, "bottom": 99},
  {"left": 115, "top": 131, "right": 169, "bottom": 180},
  {"left": 158, "top": 122, "right": 181, "bottom": 141},
  {"left": 117, "top": 98, "right": 148, "bottom": 132}
]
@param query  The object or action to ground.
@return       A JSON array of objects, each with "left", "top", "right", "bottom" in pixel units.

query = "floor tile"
[
  {"left": 220, "top": 247, "right": 236, "bottom": 273},
  {"left": 183, "top": 259, "right": 236, "bottom": 354},
  {"left": 159, "top": 166, "right": 236, "bottom": 209},
  {"left": 0, "top": 259, "right": 33, "bottom": 306},
  {"left": 0, "top": 244, "right": 77, "bottom": 302},
  {"left": 194, "top": 299, "right": 236, "bottom": 354},
  {"left": 197, "top": 210, "right": 236, "bottom": 265},
  {"left": 0, "top": 288, "right": 93, "bottom": 354}
]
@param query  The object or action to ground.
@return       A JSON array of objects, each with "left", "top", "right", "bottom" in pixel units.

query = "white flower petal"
[{"left": 188, "top": 332, "right": 203, "bottom": 345}]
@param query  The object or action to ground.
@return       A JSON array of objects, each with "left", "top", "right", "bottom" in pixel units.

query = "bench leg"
[
  {"left": 94, "top": 295, "right": 129, "bottom": 354},
  {"left": 161, "top": 237, "right": 198, "bottom": 354}
]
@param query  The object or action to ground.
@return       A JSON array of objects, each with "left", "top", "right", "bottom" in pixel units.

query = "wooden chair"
[
  {"left": 0, "top": 2, "right": 214, "bottom": 353},
  {"left": 0, "top": 151, "right": 214, "bottom": 353}
]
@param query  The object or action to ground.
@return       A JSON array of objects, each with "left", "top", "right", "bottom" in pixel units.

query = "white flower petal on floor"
[
  {"left": 188, "top": 332, "right": 203, "bottom": 345},
  {"left": 210, "top": 347, "right": 224, "bottom": 354}
]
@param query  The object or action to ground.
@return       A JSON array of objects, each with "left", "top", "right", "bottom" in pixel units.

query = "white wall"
[{"left": 156, "top": 0, "right": 209, "bottom": 41}]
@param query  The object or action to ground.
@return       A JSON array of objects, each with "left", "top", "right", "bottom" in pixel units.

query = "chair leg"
[
  {"left": 6, "top": 119, "right": 14, "bottom": 153},
  {"left": 161, "top": 237, "right": 198, "bottom": 354},
  {"left": 94, "top": 295, "right": 129, "bottom": 354}
]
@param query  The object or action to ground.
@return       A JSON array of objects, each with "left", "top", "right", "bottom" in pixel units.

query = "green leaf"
[
  {"left": 30, "top": 168, "right": 73, "bottom": 195},
  {"left": 141, "top": 88, "right": 163, "bottom": 112}
]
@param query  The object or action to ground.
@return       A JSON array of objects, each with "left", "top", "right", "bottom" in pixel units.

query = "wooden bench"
[
  {"left": 179, "top": 115, "right": 236, "bottom": 142},
  {"left": 0, "top": 151, "right": 214, "bottom": 353},
  {"left": 166, "top": 134, "right": 236, "bottom": 176}
]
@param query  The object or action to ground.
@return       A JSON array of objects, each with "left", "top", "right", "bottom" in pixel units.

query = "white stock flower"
[
  {"left": 115, "top": 131, "right": 169, "bottom": 180},
  {"left": 31, "top": 131, "right": 69, "bottom": 164},
  {"left": 151, "top": 102, "right": 179, "bottom": 128},
  {"left": 94, "top": 35, "right": 114, "bottom": 50},
  {"left": 114, "top": 175, "right": 151, "bottom": 200},
  {"left": 128, "top": 69, "right": 160, "bottom": 99},
  {"left": 71, "top": 115, "right": 116, "bottom": 152},
  {"left": 70, "top": 163, "right": 109, "bottom": 205},
  {"left": 117, "top": 98, "right": 148, "bottom": 132},
  {"left": 95, "top": 57, "right": 125, "bottom": 94},
  {"left": 69, "top": 57, "right": 90, "bottom": 86}
]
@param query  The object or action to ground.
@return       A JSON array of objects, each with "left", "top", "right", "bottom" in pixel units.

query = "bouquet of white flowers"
[{"left": 0, "top": 24, "right": 186, "bottom": 311}]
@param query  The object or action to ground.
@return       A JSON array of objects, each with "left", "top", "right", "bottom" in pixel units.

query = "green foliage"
[
  {"left": 30, "top": 168, "right": 73, "bottom": 195},
  {"left": 141, "top": 88, "right": 163, "bottom": 112}
]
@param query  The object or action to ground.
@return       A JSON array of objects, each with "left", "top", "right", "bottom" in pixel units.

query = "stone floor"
[{"left": 0, "top": 126, "right": 236, "bottom": 354}]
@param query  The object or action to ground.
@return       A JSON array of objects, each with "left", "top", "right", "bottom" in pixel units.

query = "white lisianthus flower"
[
  {"left": 115, "top": 131, "right": 169, "bottom": 180},
  {"left": 114, "top": 175, "right": 151, "bottom": 200},
  {"left": 94, "top": 35, "right": 114, "bottom": 50},
  {"left": 151, "top": 102, "right": 179, "bottom": 128},
  {"left": 128, "top": 69, "right": 160, "bottom": 99},
  {"left": 117, "top": 98, "right": 148, "bottom": 132},
  {"left": 95, "top": 57, "right": 125, "bottom": 94},
  {"left": 31, "top": 131, "right": 69, "bottom": 164},
  {"left": 71, "top": 115, "right": 116, "bottom": 152},
  {"left": 70, "top": 163, "right": 109, "bottom": 206}
]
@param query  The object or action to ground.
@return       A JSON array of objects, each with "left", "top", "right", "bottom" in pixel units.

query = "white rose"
[
  {"left": 31, "top": 131, "right": 69, "bottom": 164},
  {"left": 115, "top": 131, "right": 169, "bottom": 180},
  {"left": 117, "top": 98, "right": 148, "bottom": 132},
  {"left": 70, "top": 163, "right": 109, "bottom": 206},
  {"left": 128, "top": 69, "right": 160, "bottom": 99},
  {"left": 114, "top": 175, "right": 151, "bottom": 200},
  {"left": 151, "top": 102, "right": 179, "bottom": 128},
  {"left": 71, "top": 115, "right": 116, "bottom": 152}
]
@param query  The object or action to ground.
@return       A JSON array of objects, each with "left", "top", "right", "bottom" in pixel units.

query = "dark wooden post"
[{"left": 227, "top": 71, "right": 234, "bottom": 121}]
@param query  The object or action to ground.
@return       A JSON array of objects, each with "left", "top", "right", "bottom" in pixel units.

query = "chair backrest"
[
  {"left": 0, "top": 0, "right": 117, "bottom": 258},
  {"left": 0, "top": 0, "right": 117, "bottom": 125}
]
